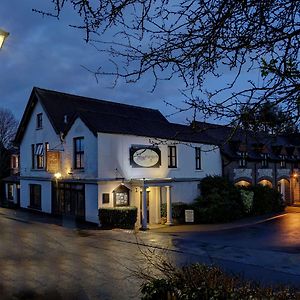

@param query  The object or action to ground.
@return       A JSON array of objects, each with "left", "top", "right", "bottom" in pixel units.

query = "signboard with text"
[
  {"left": 130, "top": 146, "right": 161, "bottom": 168},
  {"left": 47, "top": 151, "right": 61, "bottom": 173}
]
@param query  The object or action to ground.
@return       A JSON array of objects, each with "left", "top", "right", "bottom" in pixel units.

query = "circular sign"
[{"left": 133, "top": 148, "right": 160, "bottom": 167}]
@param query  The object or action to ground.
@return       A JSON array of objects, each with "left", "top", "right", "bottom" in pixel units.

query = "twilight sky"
[
  {"left": 0, "top": 1, "right": 258, "bottom": 125},
  {"left": 0, "top": 1, "right": 193, "bottom": 124}
]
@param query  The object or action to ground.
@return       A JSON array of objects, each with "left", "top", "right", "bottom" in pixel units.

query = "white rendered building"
[{"left": 14, "top": 87, "right": 222, "bottom": 228}]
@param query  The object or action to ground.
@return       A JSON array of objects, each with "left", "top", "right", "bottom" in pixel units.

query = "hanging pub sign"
[
  {"left": 130, "top": 145, "right": 161, "bottom": 168},
  {"left": 47, "top": 151, "right": 61, "bottom": 173}
]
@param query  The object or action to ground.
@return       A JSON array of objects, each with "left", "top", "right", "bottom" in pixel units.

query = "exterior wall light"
[
  {"left": 54, "top": 172, "right": 62, "bottom": 179},
  {"left": 0, "top": 29, "right": 9, "bottom": 49}
]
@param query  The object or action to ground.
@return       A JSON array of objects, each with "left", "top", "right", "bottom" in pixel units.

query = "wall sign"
[
  {"left": 185, "top": 210, "right": 194, "bottom": 223},
  {"left": 47, "top": 151, "right": 61, "bottom": 173},
  {"left": 130, "top": 146, "right": 161, "bottom": 168}
]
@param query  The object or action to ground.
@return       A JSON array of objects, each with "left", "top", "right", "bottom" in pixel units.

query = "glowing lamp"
[
  {"left": 0, "top": 29, "right": 9, "bottom": 49},
  {"left": 54, "top": 172, "right": 62, "bottom": 179}
]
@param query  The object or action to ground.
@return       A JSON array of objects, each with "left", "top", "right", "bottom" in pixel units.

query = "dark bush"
[
  {"left": 141, "top": 263, "right": 296, "bottom": 300},
  {"left": 200, "top": 176, "right": 236, "bottom": 198},
  {"left": 193, "top": 176, "right": 244, "bottom": 223},
  {"left": 99, "top": 207, "right": 137, "bottom": 229},
  {"left": 1, "top": 200, "right": 18, "bottom": 209},
  {"left": 250, "top": 185, "right": 285, "bottom": 215},
  {"left": 161, "top": 202, "right": 191, "bottom": 224}
]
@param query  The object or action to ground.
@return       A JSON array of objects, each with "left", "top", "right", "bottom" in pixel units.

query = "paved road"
[{"left": 1, "top": 209, "right": 300, "bottom": 299}]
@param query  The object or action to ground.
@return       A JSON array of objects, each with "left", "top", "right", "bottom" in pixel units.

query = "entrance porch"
[{"left": 131, "top": 179, "right": 173, "bottom": 230}]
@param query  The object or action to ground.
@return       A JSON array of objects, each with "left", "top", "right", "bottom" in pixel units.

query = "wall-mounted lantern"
[{"left": 0, "top": 29, "right": 9, "bottom": 49}]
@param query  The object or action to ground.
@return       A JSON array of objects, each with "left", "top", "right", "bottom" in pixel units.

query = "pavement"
[
  {"left": 148, "top": 211, "right": 288, "bottom": 233},
  {"left": 1, "top": 206, "right": 300, "bottom": 298}
]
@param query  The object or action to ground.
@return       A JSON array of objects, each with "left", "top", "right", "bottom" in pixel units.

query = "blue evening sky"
[{"left": 0, "top": 1, "right": 258, "bottom": 125}]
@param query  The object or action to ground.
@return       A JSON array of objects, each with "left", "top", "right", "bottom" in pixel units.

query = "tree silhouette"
[{"left": 36, "top": 0, "right": 300, "bottom": 130}]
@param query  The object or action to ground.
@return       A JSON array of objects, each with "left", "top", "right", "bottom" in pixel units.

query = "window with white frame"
[
  {"left": 31, "top": 143, "right": 48, "bottom": 169},
  {"left": 168, "top": 146, "right": 177, "bottom": 168},
  {"left": 195, "top": 147, "right": 201, "bottom": 170},
  {"left": 74, "top": 137, "right": 84, "bottom": 169}
]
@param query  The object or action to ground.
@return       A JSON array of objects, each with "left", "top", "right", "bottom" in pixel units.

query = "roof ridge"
[{"left": 34, "top": 87, "right": 164, "bottom": 114}]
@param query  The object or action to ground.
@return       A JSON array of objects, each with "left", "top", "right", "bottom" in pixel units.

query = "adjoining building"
[
  {"left": 13, "top": 87, "right": 222, "bottom": 228},
  {"left": 2, "top": 147, "right": 20, "bottom": 207},
  {"left": 193, "top": 122, "right": 300, "bottom": 205}
]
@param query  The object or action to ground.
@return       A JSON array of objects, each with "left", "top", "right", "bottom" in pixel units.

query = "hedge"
[{"left": 99, "top": 207, "right": 137, "bottom": 229}]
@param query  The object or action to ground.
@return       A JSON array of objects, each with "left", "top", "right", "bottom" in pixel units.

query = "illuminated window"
[
  {"left": 35, "top": 143, "right": 44, "bottom": 169},
  {"left": 74, "top": 137, "right": 84, "bottom": 169},
  {"left": 235, "top": 180, "right": 251, "bottom": 187},
  {"left": 168, "top": 146, "right": 177, "bottom": 168},
  {"left": 11, "top": 155, "right": 19, "bottom": 169}
]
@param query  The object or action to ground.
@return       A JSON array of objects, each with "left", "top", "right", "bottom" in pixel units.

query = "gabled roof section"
[
  {"left": 15, "top": 87, "right": 223, "bottom": 146},
  {"left": 14, "top": 87, "right": 169, "bottom": 144}
]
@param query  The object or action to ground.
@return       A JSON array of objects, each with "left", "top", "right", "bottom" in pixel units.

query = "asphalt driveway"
[{"left": 1, "top": 208, "right": 300, "bottom": 299}]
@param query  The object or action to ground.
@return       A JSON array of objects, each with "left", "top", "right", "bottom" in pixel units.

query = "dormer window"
[
  {"left": 238, "top": 151, "right": 247, "bottom": 167},
  {"left": 261, "top": 153, "right": 269, "bottom": 168},
  {"left": 36, "top": 113, "right": 43, "bottom": 129},
  {"left": 280, "top": 155, "right": 287, "bottom": 168}
]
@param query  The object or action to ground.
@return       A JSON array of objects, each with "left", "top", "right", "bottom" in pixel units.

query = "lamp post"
[{"left": 0, "top": 29, "right": 9, "bottom": 49}]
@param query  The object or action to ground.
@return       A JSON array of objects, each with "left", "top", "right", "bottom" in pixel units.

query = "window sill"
[
  {"left": 31, "top": 169, "right": 46, "bottom": 172},
  {"left": 36, "top": 127, "right": 43, "bottom": 130},
  {"left": 195, "top": 169, "right": 203, "bottom": 172}
]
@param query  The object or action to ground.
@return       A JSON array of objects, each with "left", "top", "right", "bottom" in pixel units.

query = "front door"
[
  {"left": 52, "top": 182, "right": 85, "bottom": 220},
  {"left": 140, "top": 191, "right": 150, "bottom": 223}
]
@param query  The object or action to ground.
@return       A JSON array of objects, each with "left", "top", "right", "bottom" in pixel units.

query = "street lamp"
[{"left": 0, "top": 29, "right": 9, "bottom": 49}]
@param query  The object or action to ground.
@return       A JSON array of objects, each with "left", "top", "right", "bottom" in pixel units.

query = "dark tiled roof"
[
  {"left": 14, "top": 87, "right": 216, "bottom": 145},
  {"left": 14, "top": 87, "right": 300, "bottom": 159},
  {"left": 192, "top": 121, "right": 300, "bottom": 161}
]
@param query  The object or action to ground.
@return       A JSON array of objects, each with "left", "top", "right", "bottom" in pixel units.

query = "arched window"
[
  {"left": 258, "top": 180, "right": 273, "bottom": 188},
  {"left": 235, "top": 180, "right": 251, "bottom": 187}
]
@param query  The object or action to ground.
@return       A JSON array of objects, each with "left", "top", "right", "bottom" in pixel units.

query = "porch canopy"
[{"left": 131, "top": 178, "right": 173, "bottom": 230}]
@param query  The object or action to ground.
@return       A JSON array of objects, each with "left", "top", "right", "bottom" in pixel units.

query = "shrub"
[
  {"left": 99, "top": 207, "right": 137, "bottom": 229},
  {"left": 240, "top": 189, "right": 254, "bottom": 214},
  {"left": 161, "top": 202, "right": 191, "bottom": 224},
  {"left": 141, "top": 263, "right": 296, "bottom": 300},
  {"left": 193, "top": 176, "right": 244, "bottom": 223},
  {"left": 250, "top": 185, "right": 285, "bottom": 215},
  {"left": 200, "top": 176, "right": 236, "bottom": 198}
]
